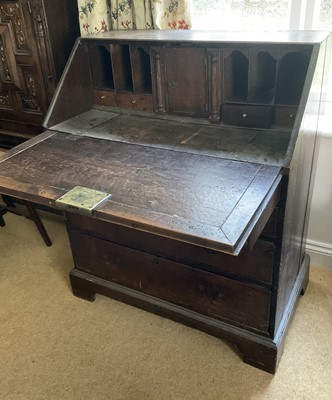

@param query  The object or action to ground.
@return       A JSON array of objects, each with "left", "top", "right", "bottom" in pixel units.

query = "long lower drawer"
[
  {"left": 68, "top": 230, "right": 271, "bottom": 334},
  {"left": 66, "top": 213, "right": 275, "bottom": 285}
]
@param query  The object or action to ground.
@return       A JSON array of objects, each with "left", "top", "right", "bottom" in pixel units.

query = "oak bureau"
[{"left": 0, "top": 30, "right": 331, "bottom": 373}]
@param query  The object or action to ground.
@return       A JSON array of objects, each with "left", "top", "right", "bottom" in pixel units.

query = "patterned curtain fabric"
[{"left": 77, "top": 0, "right": 192, "bottom": 35}]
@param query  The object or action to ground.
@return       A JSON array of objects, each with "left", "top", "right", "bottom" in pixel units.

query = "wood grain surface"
[
  {"left": 51, "top": 113, "right": 291, "bottom": 166},
  {"left": 0, "top": 131, "right": 281, "bottom": 254}
]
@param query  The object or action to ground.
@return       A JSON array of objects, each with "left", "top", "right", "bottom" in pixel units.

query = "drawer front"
[
  {"left": 93, "top": 91, "right": 153, "bottom": 111},
  {"left": 93, "top": 90, "right": 116, "bottom": 106},
  {"left": 69, "top": 231, "right": 271, "bottom": 333},
  {"left": 274, "top": 106, "right": 297, "bottom": 128},
  {"left": 66, "top": 213, "right": 275, "bottom": 285},
  {"left": 116, "top": 93, "right": 153, "bottom": 112},
  {"left": 222, "top": 104, "right": 273, "bottom": 128}
]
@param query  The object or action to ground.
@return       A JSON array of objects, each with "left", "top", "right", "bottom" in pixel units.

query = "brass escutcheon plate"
[{"left": 55, "top": 186, "right": 112, "bottom": 216}]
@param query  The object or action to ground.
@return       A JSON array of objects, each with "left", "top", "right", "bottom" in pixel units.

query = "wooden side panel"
[
  {"left": 273, "top": 41, "right": 327, "bottom": 334},
  {"left": 44, "top": 41, "right": 93, "bottom": 128}
]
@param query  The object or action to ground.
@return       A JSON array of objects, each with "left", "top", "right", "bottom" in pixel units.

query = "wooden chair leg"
[
  {"left": 0, "top": 207, "right": 7, "bottom": 227},
  {"left": 24, "top": 201, "right": 52, "bottom": 247}
]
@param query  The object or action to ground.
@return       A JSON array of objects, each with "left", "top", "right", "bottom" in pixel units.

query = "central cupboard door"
[{"left": 165, "top": 47, "right": 208, "bottom": 117}]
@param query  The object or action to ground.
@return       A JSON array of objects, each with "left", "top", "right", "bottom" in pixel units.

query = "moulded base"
[{"left": 69, "top": 254, "right": 310, "bottom": 373}]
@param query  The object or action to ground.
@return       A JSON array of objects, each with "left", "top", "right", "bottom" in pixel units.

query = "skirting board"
[{"left": 306, "top": 239, "right": 332, "bottom": 268}]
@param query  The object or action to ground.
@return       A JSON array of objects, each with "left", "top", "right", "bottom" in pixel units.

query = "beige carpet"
[{"left": 0, "top": 211, "right": 331, "bottom": 400}]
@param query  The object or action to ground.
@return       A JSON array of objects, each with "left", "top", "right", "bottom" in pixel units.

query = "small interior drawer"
[
  {"left": 222, "top": 104, "right": 273, "bottom": 128},
  {"left": 274, "top": 106, "right": 298, "bottom": 128},
  {"left": 68, "top": 230, "right": 271, "bottom": 333},
  {"left": 116, "top": 92, "right": 153, "bottom": 112},
  {"left": 93, "top": 90, "right": 116, "bottom": 106},
  {"left": 93, "top": 91, "right": 153, "bottom": 112}
]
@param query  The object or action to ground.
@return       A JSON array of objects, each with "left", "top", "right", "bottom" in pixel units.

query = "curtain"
[{"left": 77, "top": 0, "right": 192, "bottom": 35}]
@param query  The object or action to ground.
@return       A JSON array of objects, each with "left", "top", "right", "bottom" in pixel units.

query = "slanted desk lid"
[{"left": 0, "top": 131, "right": 281, "bottom": 255}]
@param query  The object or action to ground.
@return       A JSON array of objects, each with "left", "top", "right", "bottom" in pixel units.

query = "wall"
[{"left": 306, "top": 53, "right": 332, "bottom": 268}]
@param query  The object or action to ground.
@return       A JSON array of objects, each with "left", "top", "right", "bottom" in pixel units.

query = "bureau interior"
[{"left": 44, "top": 36, "right": 314, "bottom": 167}]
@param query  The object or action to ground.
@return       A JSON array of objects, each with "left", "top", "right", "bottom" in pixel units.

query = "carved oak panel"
[
  {"left": 0, "top": 0, "right": 44, "bottom": 118},
  {"left": 0, "top": 23, "right": 23, "bottom": 90},
  {"left": 18, "top": 66, "right": 41, "bottom": 112},
  {"left": 0, "top": 0, "right": 79, "bottom": 147},
  {"left": 0, "top": 1, "right": 28, "bottom": 53}
]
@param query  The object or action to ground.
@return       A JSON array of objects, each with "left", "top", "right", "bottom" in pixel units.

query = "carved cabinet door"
[{"left": 0, "top": 0, "right": 52, "bottom": 131}]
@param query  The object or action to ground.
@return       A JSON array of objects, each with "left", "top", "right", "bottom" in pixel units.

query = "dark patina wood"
[
  {"left": 0, "top": 30, "right": 330, "bottom": 373},
  {"left": 66, "top": 213, "right": 275, "bottom": 285},
  {"left": 69, "top": 230, "right": 271, "bottom": 333},
  {"left": 0, "top": 131, "right": 281, "bottom": 254}
]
